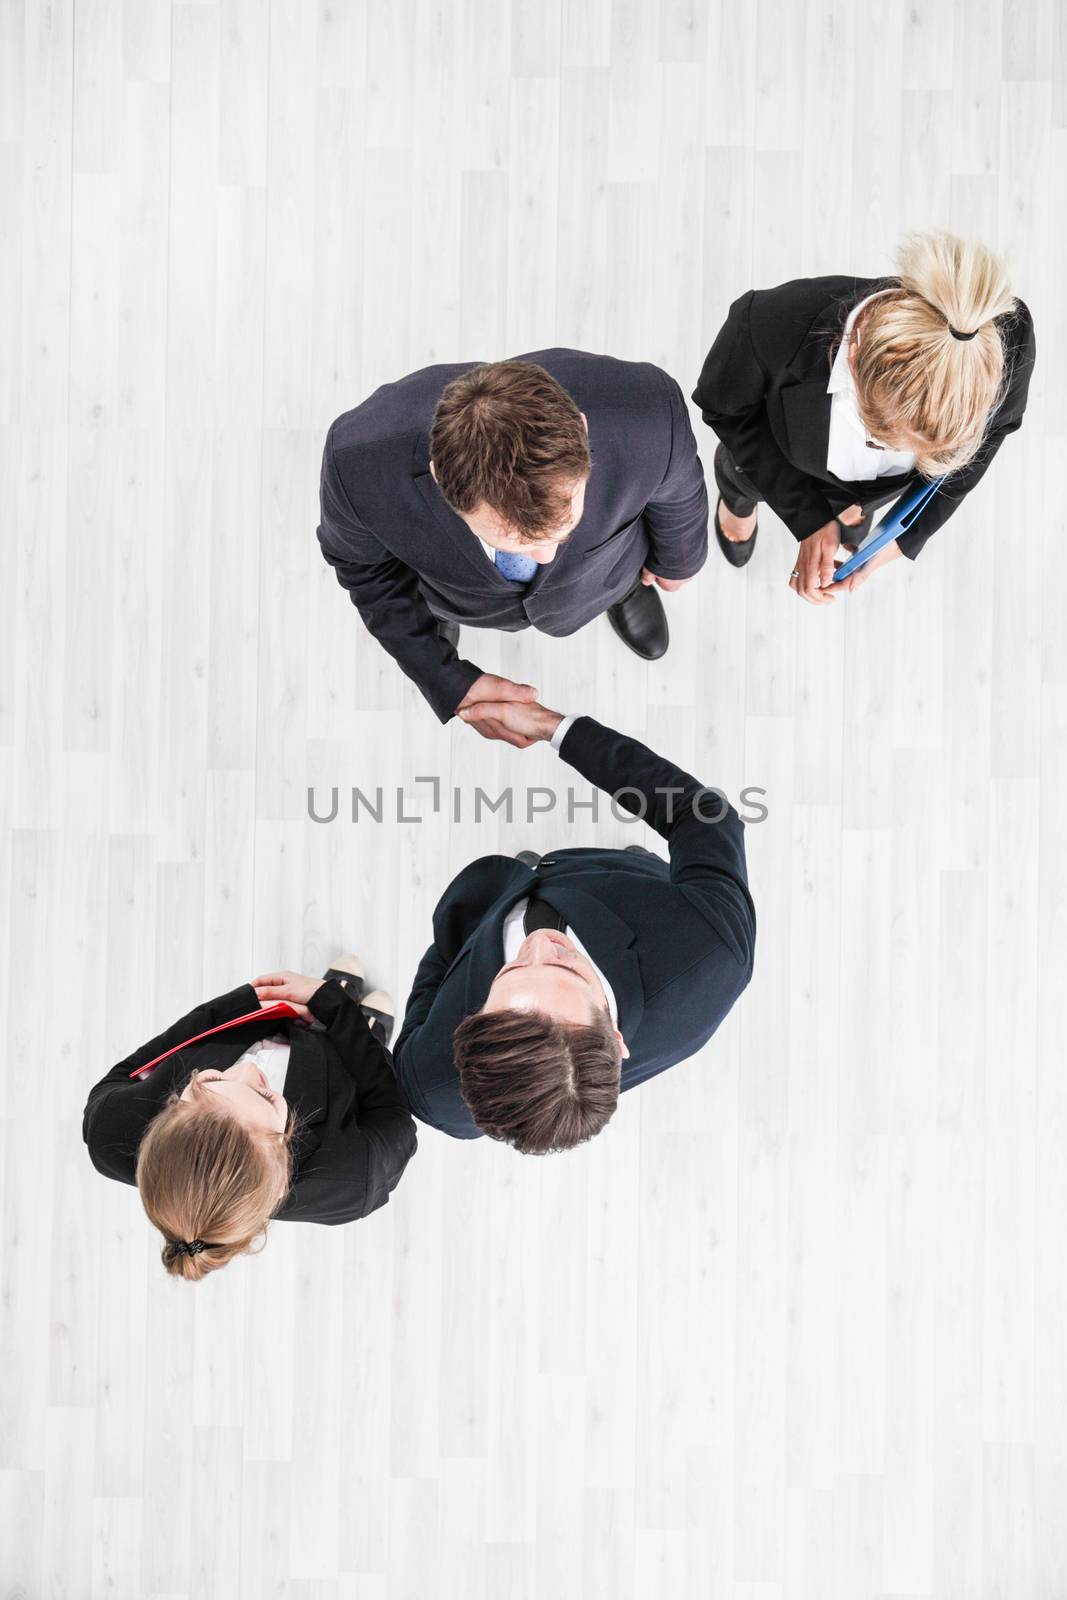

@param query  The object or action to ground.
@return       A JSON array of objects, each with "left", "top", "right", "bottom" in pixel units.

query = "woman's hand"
[
  {"left": 252, "top": 971, "right": 324, "bottom": 1021},
  {"left": 789, "top": 519, "right": 844, "bottom": 604},
  {"left": 832, "top": 537, "right": 903, "bottom": 592}
]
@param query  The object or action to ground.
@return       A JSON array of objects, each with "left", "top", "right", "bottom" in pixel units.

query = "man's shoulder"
[
  {"left": 327, "top": 360, "right": 478, "bottom": 464},
  {"left": 521, "top": 347, "right": 676, "bottom": 407},
  {"left": 746, "top": 275, "right": 883, "bottom": 365}
]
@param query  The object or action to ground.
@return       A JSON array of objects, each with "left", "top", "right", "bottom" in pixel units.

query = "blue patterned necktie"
[{"left": 493, "top": 547, "right": 539, "bottom": 583}]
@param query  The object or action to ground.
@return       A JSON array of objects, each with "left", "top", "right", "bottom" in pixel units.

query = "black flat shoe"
[
  {"left": 607, "top": 580, "right": 668, "bottom": 661},
  {"left": 714, "top": 498, "right": 758, "bottom": 568}
]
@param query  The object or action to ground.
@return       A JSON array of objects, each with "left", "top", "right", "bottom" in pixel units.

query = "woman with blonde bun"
[
  {"left": 693, "top": 231, "right": 1035, "bottom": 603},
  {"left": 83, "top": 959, "right": 416, "bottom": 1281}
]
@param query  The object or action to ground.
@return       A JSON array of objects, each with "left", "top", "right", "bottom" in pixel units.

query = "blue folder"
[{"left": 832, "top": 475, "right": 945, "bottom": 582}]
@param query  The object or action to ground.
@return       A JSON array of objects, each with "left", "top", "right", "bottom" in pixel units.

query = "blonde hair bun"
[
  {"left": 896, "top": 230, "right": 1016, "bottom": 339},
  {"left": 853, "top": 230, "right": 1017, "bottom": 476},
  {"left": 138, "top": 1082, "right": 293, "bottom": 1281}
]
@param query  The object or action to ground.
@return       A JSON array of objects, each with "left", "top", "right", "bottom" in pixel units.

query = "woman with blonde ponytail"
[
  {"left": 693, "top": 230, "right": 1035, "bottom": 603},
  {"left": 83, "top": 961, "right": 417, "bottom": 1280}
]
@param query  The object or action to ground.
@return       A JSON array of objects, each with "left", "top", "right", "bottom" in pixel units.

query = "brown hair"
[
  {"left": 430, "top": 361, "right": 591, "bottom": 539},
  {"left": 136, "top": 1073, "right": 295, "bottom": 1282},
  {"left": 453, "top": 1006, "right": 621, "bottom": 1154},
  {"left": 851, "top": 231, "right": 1017, "bottom": 476}
]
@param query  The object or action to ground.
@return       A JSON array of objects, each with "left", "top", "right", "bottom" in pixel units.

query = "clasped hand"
[
  {"left": 789, "top": 506, "right": 901, "bottom": 604},
  {"left": 455, "top": 675, "right": 561, "bottom": 748}
]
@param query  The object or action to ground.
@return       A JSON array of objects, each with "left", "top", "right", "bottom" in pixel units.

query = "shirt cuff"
[{"left": 549, "top": 714, "right": 576, "bottom": 751}]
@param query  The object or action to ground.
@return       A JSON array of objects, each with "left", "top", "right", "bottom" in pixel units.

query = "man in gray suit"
[{"left": 317, "top": 352, "right": 709, "bottom": 742}]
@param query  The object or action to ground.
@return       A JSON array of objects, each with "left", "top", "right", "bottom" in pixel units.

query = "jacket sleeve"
[
  {"left": 82, "top": 983, "right": 263, "bottom": 1180},
  {"left": 317, "top": 424, "right": 483, "bottom": 722},
  {"left": 641, "top": 372, "right": 709, "bottom": 581},
  {"left": 83, "top": 984, "right": 260, "bottom": 1124},
  {"left": 304, "top": 979, "right": 418, "bottom": 1220},
  {"left": 895, "top": 301, "right": 1037, "bottom": 558},
  {"left": 693, "top": 290, "right": 837, "bottom": 541},
  {"left": 556, "top": 716, "right": 756, "bottom": 975},
  {"left": 394, "top": 856, "right": 516, "bottom": 1064}
]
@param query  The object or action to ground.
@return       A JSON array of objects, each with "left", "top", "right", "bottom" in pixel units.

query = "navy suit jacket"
[
  {"left": 393, "top": 716, "right": 757, "bottom": 1139},
  {"left": 318, "top": 349, "right": 709, "bottom": 721},
  {"left": 693, "top": 275, "right": 1035, "bottom": 555},
  {"left": 83, "top": 981, "right": 417, "bottom": 1226}
]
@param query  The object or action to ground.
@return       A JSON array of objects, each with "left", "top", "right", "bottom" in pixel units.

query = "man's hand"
[
  {"left": 788, "top": 519, "right": 844, "bottom": 605},
  {"left": 456, "top": 673, "right": 541, "bottom": 746},
  {"left": 252, "top": 971, "right": 324, "bottom": 1021},
  {"left": 457, "top": 699, "right": 563, "bottom": 749},
  {"left": 640, "top": 568, "right": 691, "bottom": 592}
]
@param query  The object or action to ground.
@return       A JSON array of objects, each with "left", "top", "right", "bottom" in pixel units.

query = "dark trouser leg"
[{"left": 713, "top": 443, "right": 761, "bottom": 518}]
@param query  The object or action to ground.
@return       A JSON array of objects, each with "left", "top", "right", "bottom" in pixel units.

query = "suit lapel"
[
  {"left": 539, "top": 884, "right": 645, "bottom": 1041},
  {"left": 411, "top": 467, "right": 515, "bottom": 588},
  {"left": 779, "top": 278, "right": 886, "bottom": 482},
  {"left": 187, "top": 1018, "right": 329, "bottom": 1138},
  {"left": 280, "top": 1024, "right": 329, "bottom": 1128}
]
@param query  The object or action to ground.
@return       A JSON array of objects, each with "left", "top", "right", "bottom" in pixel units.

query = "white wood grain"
[{"left": 1, "top": 1, "right": 1062, "bottom": 1595}]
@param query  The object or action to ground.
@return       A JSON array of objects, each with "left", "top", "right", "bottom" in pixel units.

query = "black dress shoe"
[
  {"left": 714, "top": 498, "right": 758, "bottom": 568},
  {"left": 606, "top": 581, "right": 668, "bottom": 661},
  {"left": 437, "top": 618, "right": 460, "bottom": 651},
  {"left": 516, "top": 850, "right": 541, "bottom": 869}
]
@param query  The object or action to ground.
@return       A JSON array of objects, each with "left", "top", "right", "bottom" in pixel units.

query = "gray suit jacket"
[{"left": 318, "top": 349, "right": 709, "bottom": 721}]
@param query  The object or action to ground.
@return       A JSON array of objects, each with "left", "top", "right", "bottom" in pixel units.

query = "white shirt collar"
[
  {"left": 826, "top": 290, "right": 893, "bottom": 399},
  {"left": 500, "top": 897, "right": 619, "bottom": 1027},
  {"left": 825, "top": 290, "right": 919, "bottom": 476}
]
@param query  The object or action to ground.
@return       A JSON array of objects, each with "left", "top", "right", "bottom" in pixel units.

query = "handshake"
[{"left": 455, "top": 675, "right": 563, "bottom": 749}]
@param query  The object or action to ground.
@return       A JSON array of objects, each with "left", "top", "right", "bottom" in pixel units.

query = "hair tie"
[
  {"left": 949, "top": 325, "right": 978, "bottom": 341},
  {"left": 174, "top": 1239, "right": 207, "bottom": 1256}
]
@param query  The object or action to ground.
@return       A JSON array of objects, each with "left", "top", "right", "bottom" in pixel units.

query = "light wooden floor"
[{"left": 2, "top": 1, "right": 1064, "bottom": 1596}]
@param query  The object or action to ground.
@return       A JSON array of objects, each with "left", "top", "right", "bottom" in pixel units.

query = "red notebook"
[{"left": 128, "top": 1002, "right": 301, "bottom": 1080}]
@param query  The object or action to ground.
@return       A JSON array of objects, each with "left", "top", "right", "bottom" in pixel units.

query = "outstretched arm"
[
  {"left": 456, "top": 704, "right": 756, "bottom": 971},
  {"left": 318, "top": 426, "right": 483, "bottom": 721}
]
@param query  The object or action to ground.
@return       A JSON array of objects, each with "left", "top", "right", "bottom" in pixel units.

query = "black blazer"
[
  {"left": 83, "top": 980, "right": 417, "bottom": 1225},
  {"left": 318, "top": 349, "right": 709, "bottom": 722},
  {"left": 393, "top": 716, "right": 757, "bottom": 1139},
  {"left": 693, "top": 276, "right": 1035, "bottom": 557}
]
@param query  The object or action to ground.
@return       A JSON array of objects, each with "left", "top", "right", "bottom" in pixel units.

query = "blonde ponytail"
[
  {"left": 136, "top": 1076, "right": 294, "bottom": 1282},
  {"left": 851, "top": 230, "right": 1018, "bottom": 476}
]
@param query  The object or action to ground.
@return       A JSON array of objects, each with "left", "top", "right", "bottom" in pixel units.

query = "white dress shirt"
[
  {"left": 826, "top": 292, "right": 917, "bottom": 483},
  {"left": 500, "top": 896, "right": 619, "bottom": 1026},
  {"left": 549, "top": 715, "right": 575, "bottom": 750},
  {"left": 513, "top": 711, "right": 616, "bottom": 1023}
]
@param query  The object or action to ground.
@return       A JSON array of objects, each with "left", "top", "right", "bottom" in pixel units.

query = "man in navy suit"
[
  {"left": 317, "top": 353, "right": 709, "bottom": 739},
  {"left": 392, "top": 705, "right": 756, "bottom": 1150}
]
